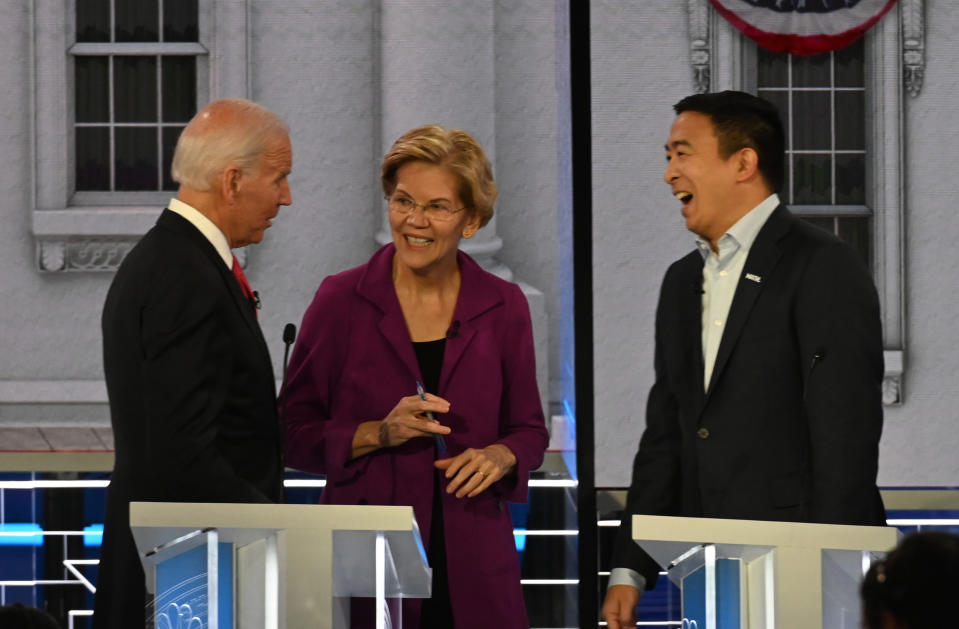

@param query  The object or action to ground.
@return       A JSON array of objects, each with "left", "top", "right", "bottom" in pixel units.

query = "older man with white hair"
[{"left": 94, "top": 98, "right": 292, "bottom": 628}]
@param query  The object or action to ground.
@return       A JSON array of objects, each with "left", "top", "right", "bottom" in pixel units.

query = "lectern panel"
[{"left": 154, "top": 539, "right": 234, "bottom": 629}]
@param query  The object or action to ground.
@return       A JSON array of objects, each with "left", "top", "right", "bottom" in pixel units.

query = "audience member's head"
[
  {"left": 0, "top": 603, "right": 61, "bottom": 629},
  {"left": 861, "top": 530, "right": 959, "bottom": 628}
]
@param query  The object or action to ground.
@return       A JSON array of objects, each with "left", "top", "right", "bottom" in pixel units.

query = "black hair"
[
  {"left": 861, "top": 531, "right": 959, "bottom": 628},
  {"left": 0, "top": 603, "right": 61, "bottom": 629},
  {"left": 673, "top": 90, "right": 785, "bottom": 193}
]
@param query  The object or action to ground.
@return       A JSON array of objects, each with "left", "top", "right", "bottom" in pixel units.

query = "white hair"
[{"left": 171, "top": 98, "right": 289, "bottom": 191}]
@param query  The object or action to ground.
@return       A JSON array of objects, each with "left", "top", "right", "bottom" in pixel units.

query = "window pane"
[
  {"left": 76, "top": 127, "right": 110, "bottom": 190},
  {"left": 758, "top": 49, "right": 788, "bottom": 87},
  {"left": 835, "top": 91, "right": 865, "bottom": 150},
  {"left": 75, "top": 57, "right": 109, "bottom": 122},
  {"left": 835, "top": 40, "right": 864, "bottom": 88},
  {"left": 801, "top": 216, "right": 835, "bottom": 236},
  {"left": 792, "top": 91, "right": 830, "bottom": 150},
  {"left": 116, "top": 0, "right": 159, "bottom": 42},
  {"left": 76, "top": 0, "right": 109, "bottom": 42},
  {"left": 792, "top": 53, "right": 831, "bottom": 88},
  {"left": 114, "top": 56, "right": 157, "bottom": 123},
  {"left": 115, "top": 127, "right": 158, "bottom": 190},
  {"left": 757, "top": 90, "right": 789, "bottom": 198},
  {"left": 793, "top": 154, "right": 831, "bottom": 204},
  {"left": 162, "top": 126, "right": 184, "bottom": 190},
  {"left": 162, "top": 57, "right": 196, "bottom": 122},
  {"left": 758, "top": 89, "right": 788, "bottom": 127},
  {"left": 835, "top": 154, "right": 866, "bottom": 205},
  {"left": 164, "top": 0, "right": 199, "bottom": 42},
  {"left": 837, "top": 217, "right": 870, "bottom": 268}
]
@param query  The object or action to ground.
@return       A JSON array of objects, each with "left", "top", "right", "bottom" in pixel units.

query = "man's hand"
[{"left": 602, "top": 584, "right": 640, "bottom": 629}]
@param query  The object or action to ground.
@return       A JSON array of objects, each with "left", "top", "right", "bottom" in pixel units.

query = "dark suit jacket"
[
  {"left": 93, "top": 210, "right": 283, "bottom": 629},
  {"left": 283, "top": 244, "right": 549, "bottom": 629},
  {"left": 612, "top": 205, "right": 887, "bottom": 587}
]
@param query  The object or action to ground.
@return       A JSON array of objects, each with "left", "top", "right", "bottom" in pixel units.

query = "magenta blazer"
[{"left": 283, "top": 244, "right": 548, "bottom": 629}]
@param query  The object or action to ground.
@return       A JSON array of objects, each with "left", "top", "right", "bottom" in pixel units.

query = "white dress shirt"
[
  {"left": 698, "top": 193, "right": 780, "bottom": 390},
  {"left": 167, "top": 197, "right": 234, "bottom": 270}
]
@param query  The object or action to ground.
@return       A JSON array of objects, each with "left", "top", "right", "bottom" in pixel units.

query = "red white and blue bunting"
[{"left": 708, "top": 0, "right": 899, "bottom": 56}]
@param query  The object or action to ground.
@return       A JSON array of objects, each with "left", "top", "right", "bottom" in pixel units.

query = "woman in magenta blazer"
[{"left": 282, "top": 125, "right": 549, "bottom": 629}]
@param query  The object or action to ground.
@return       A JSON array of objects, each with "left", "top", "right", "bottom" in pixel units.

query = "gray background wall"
[{"left": 884, "top": 0, "right": 959, "bottom": 484}]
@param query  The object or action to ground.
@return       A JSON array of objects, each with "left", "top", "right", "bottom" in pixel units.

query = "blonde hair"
[
  {"left": 171, "top": 98, "right": 289, "bottom": 191},
  {"left": 381, "top": 125, "right": 497, "bottom": 228}
]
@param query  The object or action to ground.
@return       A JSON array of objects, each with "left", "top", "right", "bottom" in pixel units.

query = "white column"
[{"left": 376, "top": 0, "right": 509, "bottom": 278}]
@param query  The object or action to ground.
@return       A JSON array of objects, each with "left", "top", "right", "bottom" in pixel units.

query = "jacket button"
[{"left": 697, "top": 427, "right": 710, "bottom": 439}]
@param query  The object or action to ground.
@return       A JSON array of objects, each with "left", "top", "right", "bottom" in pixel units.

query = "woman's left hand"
[{"left": 434, "top": 444, "right": 517, "bottom": 498}]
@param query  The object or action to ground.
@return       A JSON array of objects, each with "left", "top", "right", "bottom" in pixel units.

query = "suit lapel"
[
  {"left": 705, "top": 206, "right": 791, "bottom": 399},
  {"left": 676, "top": 254, "right": 708, "bottom": 419},
  {"left": 439, "top": 252, "right": 501, "bottom": 394},
  {"left": 157, "top": 210, "right": 273, "bottom": 372},
  {"left": 356, "top": 246, "right": 503, "bottom": 393},
  {"left": 216, "top": 257, "right": 273, "bottom": 367},
  {"left": 358, "top": 245, "right": 423, "bottom": 381}
]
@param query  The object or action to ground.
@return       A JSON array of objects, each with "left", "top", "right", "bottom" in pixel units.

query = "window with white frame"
[
  {"left": 73, "top": 0, "right": 200, "bottom": 195},
  {"left": 700, "top": 1, "right": 908, "bottom": 403},
  {"left": 756, "top": 40, "right": 871, "bottom": 268},
  {"left": 32, "top": 0, "right": 247, "bottom": 272}
]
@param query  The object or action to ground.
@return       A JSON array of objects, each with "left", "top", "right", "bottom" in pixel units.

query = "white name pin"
[{"left": 745, "top": 273, "right": 762, "bottom": 283}]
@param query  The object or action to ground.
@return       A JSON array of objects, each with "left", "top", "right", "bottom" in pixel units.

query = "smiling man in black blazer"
[
  {"left": 93, "top": 99, "right": 292, "bottom": 629},
  {"left": 602, "top": 91, "right": 886, "bottom": 629}
]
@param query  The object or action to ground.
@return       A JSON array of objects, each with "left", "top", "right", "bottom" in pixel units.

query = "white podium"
[
  {"left": 130, "top": 502, "right": 432, "bottom": 629},
  {"left": 632, "top": 515, "right": 899, "bottom": 629}
]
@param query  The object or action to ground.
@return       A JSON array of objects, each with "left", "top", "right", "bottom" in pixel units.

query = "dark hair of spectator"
[
  {"left": 861, "top": 531, "right": 959, "bottom": 629},
  {"left": 0, "top": 603, "right": 61, "bottom": 629}
]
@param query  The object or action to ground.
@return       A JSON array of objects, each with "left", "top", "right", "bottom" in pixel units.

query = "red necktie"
[{"left": 231, "top": 255, "right": 259, "bottom": 319}]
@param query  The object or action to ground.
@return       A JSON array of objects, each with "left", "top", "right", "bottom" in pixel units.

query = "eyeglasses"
[{"left": 387, "top": 194, "right": 468, "bottom": 223}]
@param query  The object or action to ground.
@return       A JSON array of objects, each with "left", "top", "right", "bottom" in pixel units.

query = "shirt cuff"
[{"left": 608, "top": 567, "right": 646, "bottom": 592}]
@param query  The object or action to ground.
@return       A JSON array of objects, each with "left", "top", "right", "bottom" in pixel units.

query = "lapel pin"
[{"left": 745, "top": 273, "right": 762, "bottom": 283}]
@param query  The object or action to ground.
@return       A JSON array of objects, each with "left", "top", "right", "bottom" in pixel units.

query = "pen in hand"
[{"left": 416, "top": 380, "right": 447, "bottom": 455}]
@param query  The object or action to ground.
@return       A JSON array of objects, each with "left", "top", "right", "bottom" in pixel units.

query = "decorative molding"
[
  {"left": 29, "top": 0, "right": 245, "bottom": 274},
  {"left": 696, "top": 0, "right": 924, "bottom": 98},
  {"left": 35, "top": 237, "right": 246, "bottom": 272},
  {"left": 37, "top": 238, "right": 135, "bottom": 272},
  {"left": 883, "top": 350, "right": 904, "bottom": 406},
  {"left": 900, "top": 0, "right": 924, "bottom": 98},
  {"left": 0, "top": 380, "right": 108, "bottom": 403},
  {"left": 882, "top": 375, "right": 902, "bottom": 406},
  {"left": 688, "top": 0, "right": 711, "bottom": 93}
]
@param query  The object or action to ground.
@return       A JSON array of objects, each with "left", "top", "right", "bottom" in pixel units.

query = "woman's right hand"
[{"left": 377, "top": 393, "right": 451, "bottom": 448}]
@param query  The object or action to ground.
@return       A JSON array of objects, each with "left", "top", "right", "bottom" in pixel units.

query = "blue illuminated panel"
[
  {"left": 682, "top": 558, "right": 741, "bottom": 629},
  {"left": 83, "top": 523, "right": 104, "bottom": 547},
  {"left": 155, "top": 542, "right": 234, "bottom": 629},
  {"left": 0, "top": 523, "right": 43, "bottom": 546}
]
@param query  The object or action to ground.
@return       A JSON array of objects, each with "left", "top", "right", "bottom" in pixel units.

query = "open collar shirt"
[{"left": 697, "top": 193, "right": 780, "bottom": 390}]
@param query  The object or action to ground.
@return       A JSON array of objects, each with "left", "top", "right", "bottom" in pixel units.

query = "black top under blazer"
[
  {"left": 612, "top": 205, "right": 887, "bottom": 588},
  {"left": 93, "top": 210, "right": 283, "bottom": 629}
]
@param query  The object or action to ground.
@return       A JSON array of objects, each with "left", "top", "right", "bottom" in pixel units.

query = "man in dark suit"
[
  {"left": 93, "top": 98, "right": 292, "bottom": 629},
  {"left": 602, "top": 91, "right": 886, "bottom": 629}
]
